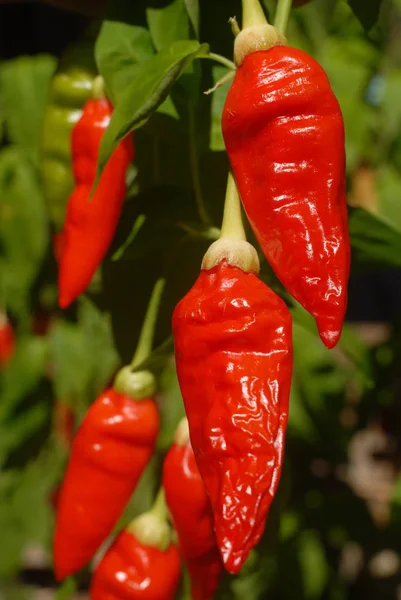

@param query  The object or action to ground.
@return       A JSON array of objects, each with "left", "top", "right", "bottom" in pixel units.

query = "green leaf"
[
  {"left": 96, "top": 41, "right": 209, "bottom": 182},
  {"left": 298, "top": 531, "right": 329, "bottom": 598},
  {"left": 349, "top": 206, "right": 401, "bottom": 268},
  {"left": 147, "top": 0, "right": 190, "bottom": 51},
  {"left": 0, "top": 336, "right": 48, "bottom": 421},
  {"left": 348, "top": 0, "right": 383, "bottom": 30},
  {"left": 0, "top": 55, "right": 56, "bottom": 166},
  {"left": 184, "top": 0, "right": 200, "bottom": 37},
  {"left": 49, "top": 301, "right": 118, "bottom": 416},
  {"left": 95, "top": 22, "right": 154, "bottom": 103},
  {"left": 55, "top": 578, "right": 77, "bottom": 600},
  {"left": 0, "top": 147, "right": 49, "bottom": 319}
]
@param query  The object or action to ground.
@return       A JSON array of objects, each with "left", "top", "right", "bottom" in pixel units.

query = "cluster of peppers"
[{"left": 50, "top": 0, "right": 350, "bottom": 597}]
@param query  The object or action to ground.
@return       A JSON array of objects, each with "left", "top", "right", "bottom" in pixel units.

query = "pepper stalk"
[
  {"left": 114, "top": 278, "right": 165, "bottom": 400},
  {"left": 128, "top": 488, "right": 172, "bottom": 552},
  {"left": 201, "top": 172, "right": 260, "bottom": 274}
]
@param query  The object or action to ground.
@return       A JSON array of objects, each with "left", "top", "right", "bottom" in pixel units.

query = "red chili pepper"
[
  {"left": 163, "top": 418, "right": 223, "bottom": 600},
  {"left": 58, "top": 78, "right": 134, "bottom": 308},
  {"left": 222, "top": 28, "right": 350, "bottom": 349},
  {"left": 0, "top": 315, "right": 15, "bottom": 366},
  {"left": 53, "top": 385, "right": 159, "bottom": 580},
  {"left": 52, "top": 232, "right": 65, "bottom": 264},
  {"left": 91, "top": 491, "right": 181, "bottom": 600},
  {"left": 54, "top": 279, "right": 164, "bottom": 580},
  {"left": 173, "top": 216, "right": 293, "bottom": 574}
]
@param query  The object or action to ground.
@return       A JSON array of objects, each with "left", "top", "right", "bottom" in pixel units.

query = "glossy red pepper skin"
[
  {"left": 0, "top": 319, "right": 15, "bottom": 366},
  {"left": 53, "top": 388, "right": 159, "bottom": 580},
  {"left": 222, "top": 46, "right": 350, "bottom": 349},
  {"left": 163, "top": 437, "right": 222, "bottom": 600},
  {"left": 173, "top": 261, "right": 293, "bottom": 574},
  {"left": 58, "top": 98, "right": 134, "bottom": 308},
  {"left": 90, "top": 530, "right": 181, "bottom": 600}
]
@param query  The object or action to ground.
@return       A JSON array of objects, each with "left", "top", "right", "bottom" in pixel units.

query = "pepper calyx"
[
  {"left": 113, "top": 366, "right": 156, "bottom": 400},
  {"left": 128, "top": 513, "right": 171, "bottom": 552},
  {"left": 174, "top": 418, "right": 190, "bottom": 447},
  {"left": 201, "top": 239, "right": 260, "bottom": 274},
  {"left": 234, "top": 24, "right": 287, "bottom": 66}
]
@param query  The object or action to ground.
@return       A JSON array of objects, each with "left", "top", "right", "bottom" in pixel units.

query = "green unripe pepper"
[{"left": 41, "top": 41, "right": 97, "bottom": 230}]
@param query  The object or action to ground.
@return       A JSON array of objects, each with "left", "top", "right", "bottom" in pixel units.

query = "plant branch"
[{"left": 274, "top": 0, "right": 293, "bottom": 34}]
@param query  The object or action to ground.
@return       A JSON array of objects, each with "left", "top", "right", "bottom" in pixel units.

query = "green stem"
[
  {"left": 188, "top": 105, "right": 210, "bottom": 225},
  {"left": 131, "top": 278, "right": 165, "bottom": 368},
  {"left": 274, "top": 0, "right": 293, "bottom": 34},
  {"left": 205, "top": 52, "right": 236, "bottom": 70},
  {"left": 150, "top": 487, "right": 168, "bottom": 522},
  {"left": 242, "top": 0, "right": 268, "bottom": 28},
  {"left": 229, "top": 16, "right": 241, "bottom": 36},
  {"left": 220, "top": 172, "right": 246, "bottom": 240},
  {"left": 204, "top": 70, "right": 235, "bottom": 95}
]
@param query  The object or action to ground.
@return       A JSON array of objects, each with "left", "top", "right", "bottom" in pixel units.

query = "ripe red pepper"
[
  {"left": 53, "top": 384, "right": 159, "bottom": 580},
  {"left": 173, "top": 257, "right": 293, "bottom": 574},
  {"left": 91, "top": 491, "right": 181, "bottom": 600},
  {"left": 222, "top": 32, "right": 350, "bottom": 349},
  {"left": 163, "top": 418, "right": 223, "bottom": 600},
  {"left": 0, "top": 315, "right": 15, "bottom": 366},
  {"left": 91, "top": 531, "right": 180, "bottom": 600},
  {"left": 58, "top": 80, "right": 134, "bottom": 308}
]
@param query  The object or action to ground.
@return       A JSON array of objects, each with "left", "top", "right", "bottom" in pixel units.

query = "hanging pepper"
[
  {"left": 222, "top": 5, "right": 350, "bottom": 349},
  {"left": 54, "top": 280, "right": 164, "bottom": 580},
  {"left": 90, "top": 490, "right": 181, "bottom": 600},
  {"left": 58, "top": 76, "right": 134, "bottom": 308},
  {"left": 173, "top": 174, "right": 293, "bottom": 574},
  {"left": 41, "top": 40, "right": 96, "bottom": 231},
  {"left": 163, "top": 418, "right": 223, "bottom": 600},
  {"left": 0, "top": 313, "right": 15, "bottom": 366}
]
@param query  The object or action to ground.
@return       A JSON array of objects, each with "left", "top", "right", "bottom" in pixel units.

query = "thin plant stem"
[
  {"left": 131, "top": 278, "right": 165, "bottom": 368},
  {"left": 204, "top": 70, "right": 235, "bottom": 95},
  {"left": 274, "top": 0, "right": 293, "bottom": 34},
  {"left": 220, "top": 172, "right": 246, "bottom": 241},
  {"left": 204, "top": 52, "right": 236, "bottom": 70}
]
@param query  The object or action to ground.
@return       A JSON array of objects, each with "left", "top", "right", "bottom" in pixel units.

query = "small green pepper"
[{"left": 41, "top": 41, "right": 97, "bottom": 230}]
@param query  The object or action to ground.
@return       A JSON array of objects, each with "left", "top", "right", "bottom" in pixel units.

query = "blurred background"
[{"left": 2, "top": 0, "right": 401, "bottom": 598}]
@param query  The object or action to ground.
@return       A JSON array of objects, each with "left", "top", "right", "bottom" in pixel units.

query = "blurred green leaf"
[
  {"left": 298, "top": 531, "right": 329, "bottom": 598},
  {"left": 147, "top": 0, "right": 190, "bottom": 51},
  {"left": 54, "top": 578, "right": 77, "bottom": 600},
  {"left": 0, "top": 336, "right": 48, "bottom": 421},
  {"left": 49, "top": 301, "right": 118, "bottom": 417},
  {"left": 184, "top": 0, "right": 200, "bottom": 37},
  {"left": 0, "top": 55, "right": 56, "bottom": 167},
  {"left": 349, "top": 206, "right": 401, "bottom": 268},
  {"left": 0, "top": 147, "right": 49, "bottom": 319}
]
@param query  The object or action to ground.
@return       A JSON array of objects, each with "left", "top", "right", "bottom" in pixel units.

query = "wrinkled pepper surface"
[
  {"left": 173, "top": 260, "right": 293, "bottom": 574},
  {"left": 163, "top": 418, "right": 223, "bottom": 600},
  {"left": 41, "top": 40, "right": 96, "bottom": 230},
  {"left": 222, "top": 43, "right": 350, "bottom": 349},
  {"left": 53, "top": 387, "right": 159, "bottom": 580},
  {"left": 90, "top": 529, "right": 181, "bottom": 600},
  {"left": 58, "top": 93, "right": 134, "bottom": 308}
]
